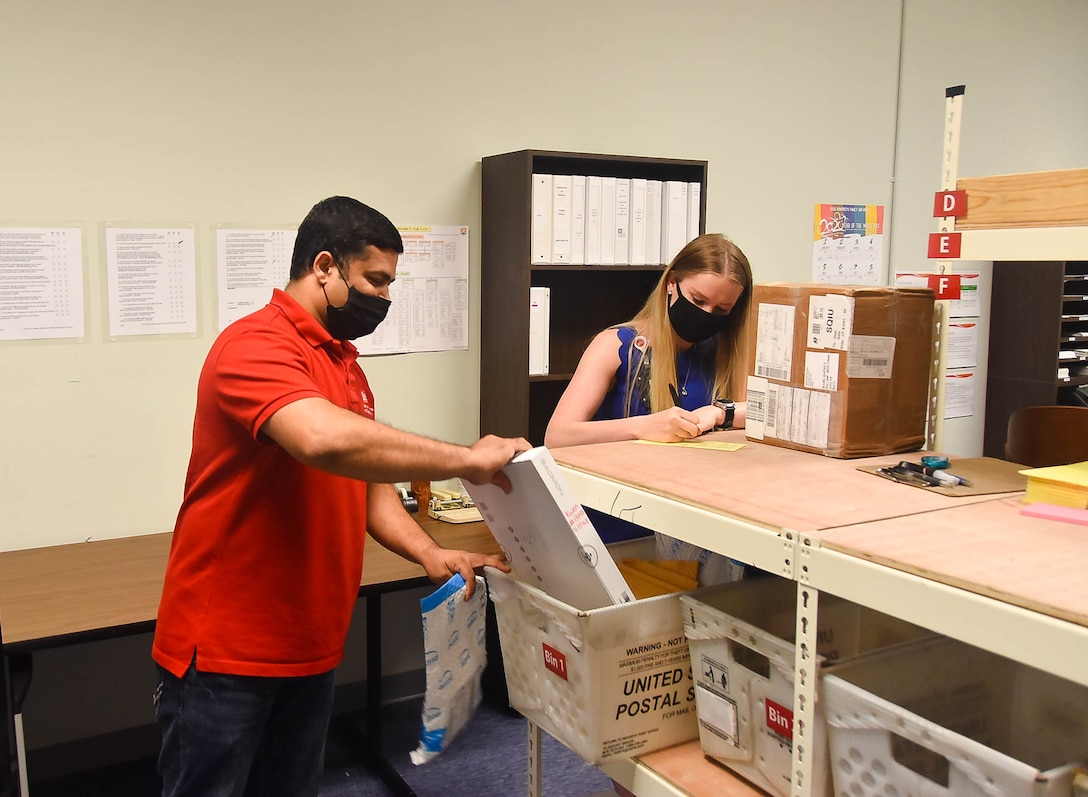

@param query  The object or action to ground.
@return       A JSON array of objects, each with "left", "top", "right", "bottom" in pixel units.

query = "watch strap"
[{"left": 712, "top": 398, "right": 735, "bottom": 430}]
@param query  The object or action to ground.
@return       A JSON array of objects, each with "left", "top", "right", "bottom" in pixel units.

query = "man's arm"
[
  {"left": 365, "top": 482, "right": 509, "bottom": 597},
  {"left": 262, "top": 396, "right": 529, "bottom": 488}
]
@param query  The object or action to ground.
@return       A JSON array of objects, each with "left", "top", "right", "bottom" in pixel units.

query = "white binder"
[
  {"left": 662, "top": 180, "right": 689, "bottom": 264},
  {"left": 531, "top": 174, "right": 553, "bottom": 264},
  {"left": 551, "top": 175, "right": 573, "bottom": 264},
  {"left": 585, "top": 175, "right": 603, "bottom": 265},
  {"left": 570, "top": 175, "right": 587, "bottom": 265},
  {"left": 599, "top": 176, "right": 617, "bottom": 266},
  {"left": 528, "top": 286, "right": 550, "bottom": 375},
  {"left": 628, "top": 178, "right": 647, "bottom": 266}
]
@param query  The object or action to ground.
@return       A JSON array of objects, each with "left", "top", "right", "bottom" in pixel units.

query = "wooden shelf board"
[{"left": 954, "top": 225, "right": 1088, "bottom": 261}]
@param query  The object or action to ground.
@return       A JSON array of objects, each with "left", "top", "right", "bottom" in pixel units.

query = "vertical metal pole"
[
  {"left": 527, "top": 719, "right": 542, "bottom": 797},
  {"left": 790, "top": 537, "right": 819, "bottom": 797},
  {"left": 13, "top": 716, "right": 26, "bottom": 797},
  {"left": 929, "top": 85, "right": 966, "bottom": 453}
]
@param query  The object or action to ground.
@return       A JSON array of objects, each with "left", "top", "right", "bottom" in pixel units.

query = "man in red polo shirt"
[{"left": 152, "top": 196, "right": 528, "bottom": 797}]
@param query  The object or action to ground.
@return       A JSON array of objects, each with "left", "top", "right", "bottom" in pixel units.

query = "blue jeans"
[{"left": 154, "top": 661, "right": 336, "bottom": 797}]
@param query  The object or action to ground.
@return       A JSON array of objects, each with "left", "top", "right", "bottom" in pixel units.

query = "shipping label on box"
[
  {"left": 598, "top": 629, "right": 697, "bottom": 759},
  {"left": 745, "top": 283, "right": 935, "bottom": 458},
  {"left": 753, "top": 303, "right": 795, "bottom": 382}
]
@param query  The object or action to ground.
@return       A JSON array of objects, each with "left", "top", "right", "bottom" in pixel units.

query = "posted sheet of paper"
[
  {"left": 357, "top": 225, "right": 469, "bottom": 355},
  {"left": 0, "top": 226, "right": 85, "bottom": 341},
  {"left": 895, "top": 271, "right": 980, "bottom": 318},
  {"left": 105, "top": 226, "right": 197, "bottom": 337},
  {"left": 944, "top": 371, "right": 975, "bottom": 419},
  {"left": 216, "top": 227, "right": 297, "bottom": 330}
]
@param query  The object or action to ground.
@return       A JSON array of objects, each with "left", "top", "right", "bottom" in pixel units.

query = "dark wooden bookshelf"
[
  {"left": 480, "top": 150, "right": 707, "bottom": 444},
  {"left": 983, "top": 260, "right": 1088, "bottom": 458}
]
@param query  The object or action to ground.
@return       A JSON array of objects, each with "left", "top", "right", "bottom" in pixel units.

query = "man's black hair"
[{"left": 289, "top": 196, "right": 403, "bottom": 280}]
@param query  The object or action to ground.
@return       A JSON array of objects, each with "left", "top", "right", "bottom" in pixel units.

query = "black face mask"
[
  {"left": 668, "top": 282, "right": 730, "bottom": 344},
  {"left": 323, "top": 270, "right": 391, "bottom": 341}
]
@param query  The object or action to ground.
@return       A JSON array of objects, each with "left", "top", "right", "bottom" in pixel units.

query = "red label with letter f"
[{"left": 927, "top": 273, "right": 962, "bottom": 300}]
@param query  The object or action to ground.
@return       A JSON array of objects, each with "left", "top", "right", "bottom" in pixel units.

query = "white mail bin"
[
  {"left": 680, "top": 576, "right": 931, "bottom": 797},
  {"left": 485, "top": 554, "right": 698, "bottom": 765},
  {"left": 823, "top": 635, "right": 1088, "bottom": 797}
]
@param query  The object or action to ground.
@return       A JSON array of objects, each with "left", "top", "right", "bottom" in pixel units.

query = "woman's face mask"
[{"left": 668, "top": 281, "right": 730, "bottom": 343}]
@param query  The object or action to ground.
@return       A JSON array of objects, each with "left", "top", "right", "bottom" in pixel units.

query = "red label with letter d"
[{"left": 933, "top": 190, "right": 967, "bottom": 217}]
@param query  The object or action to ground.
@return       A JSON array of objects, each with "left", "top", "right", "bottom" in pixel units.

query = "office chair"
[{"left": 1005, "top": 405, "right": 1088, "bottom": 467}]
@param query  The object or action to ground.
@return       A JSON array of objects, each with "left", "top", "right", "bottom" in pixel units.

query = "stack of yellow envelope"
[{"left": 617, "top": 558, "right": 700, "bottom": 599}]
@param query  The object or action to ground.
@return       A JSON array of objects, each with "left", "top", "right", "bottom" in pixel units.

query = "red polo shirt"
[{"left": 153, "top": 289, "right": 373, "bottom": 678}]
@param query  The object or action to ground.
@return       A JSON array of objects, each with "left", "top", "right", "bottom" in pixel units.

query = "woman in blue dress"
[
  {"left": 545, "top": 233, "right": 754, "bottom": 584},
  {"left": 546, "top": 233, "right": 752, "bottom": 447}
]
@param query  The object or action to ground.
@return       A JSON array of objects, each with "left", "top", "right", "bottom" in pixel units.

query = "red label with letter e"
[
  {"left": 927, "top": 273, "right": 962, "bottom": 300},
  {"left": 766, "top": 698, "right": 793, "bottom": 741},
  {"left": 927, "top": 232, "right": 962, "bottom": 259},
  {"left": 542, "top": 643, "right": 568, "bottom": 681},
  {"left": 933, "top": 190, "right": 967, "bottom": 218}
]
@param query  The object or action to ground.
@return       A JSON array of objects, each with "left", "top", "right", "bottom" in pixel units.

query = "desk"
[
  {"left": 546, "top": 433, "right": 1088, "bottom": 797},
  {"left": 0, "top": 516, "right": 499, "bottom": 797}
]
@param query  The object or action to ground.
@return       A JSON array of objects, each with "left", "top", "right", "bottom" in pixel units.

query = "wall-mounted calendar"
[{"left": 811, "top": 203, "right": 884, "bottom": 286}]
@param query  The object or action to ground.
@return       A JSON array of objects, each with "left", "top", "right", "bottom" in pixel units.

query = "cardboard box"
[
  {"left": 745, "top": 283, "right": 935, "bottom": 458},
  {"left": 680, "top": 576, "right": 931, "bottom": 797},
  {"left": 485, "top": 539, "right": 698, "bottom": 765},
  {"left": 465, "top": 446, "right": 635, "bottom": 610},
  {"left": 823, "top": 636, "right": 1088, "bottom": 797}
]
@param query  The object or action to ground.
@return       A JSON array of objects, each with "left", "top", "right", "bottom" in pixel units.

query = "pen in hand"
[{"left": 668, "top": 383, "right": 682, "bottom": 407}]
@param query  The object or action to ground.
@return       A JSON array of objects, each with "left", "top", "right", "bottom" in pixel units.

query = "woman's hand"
[
  {"left": 636, "top": 407, "right": 703, "bottom": 442},
  {"left": 692, "top": 404, "right": 725, "bottom": 434}
]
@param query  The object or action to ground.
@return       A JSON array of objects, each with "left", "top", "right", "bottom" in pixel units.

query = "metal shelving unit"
[
  {"left": 556, "top": 457, "right": 1088, "bottom": 797},
  {"left": 515, "top": 89, "right": 1088, "bottom": 797}
]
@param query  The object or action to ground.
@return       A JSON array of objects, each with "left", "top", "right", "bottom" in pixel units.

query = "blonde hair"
[{"left": 623, "top": 233, "right": 752, "bottom": 414}]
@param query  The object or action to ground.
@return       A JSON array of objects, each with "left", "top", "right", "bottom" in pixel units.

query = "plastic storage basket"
[
  {"left": 680, "top": 576, "right": 931, "bottom": 797},
  {"left": 822, "top": 635, "right": 1088, "bottom": 797}
]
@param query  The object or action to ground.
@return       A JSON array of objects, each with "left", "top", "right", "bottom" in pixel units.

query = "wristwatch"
[{"left": 712, "top": 398, "right": 735, "bottom": 430}]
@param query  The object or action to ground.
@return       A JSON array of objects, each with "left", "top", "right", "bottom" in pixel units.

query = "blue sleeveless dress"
[
  {"left": 594, "top": 326, "right": 717, "bottom": 420},
  {"left": 587, "top": 326, "right": 745, "bottom": 585}
]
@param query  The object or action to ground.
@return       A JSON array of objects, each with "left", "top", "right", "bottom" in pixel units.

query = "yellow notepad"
[{"left": 1019, "top": 460, "right": 1088, "bottom": 509}]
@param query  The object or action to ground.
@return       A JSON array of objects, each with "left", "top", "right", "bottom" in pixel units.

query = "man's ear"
[{"left": 312, "top": 251, "right": 336, "bottom": 283}]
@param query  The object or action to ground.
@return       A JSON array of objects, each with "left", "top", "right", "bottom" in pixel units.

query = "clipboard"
[{"left": 858, "top": 456, "right": 1027, "bottom": 496}]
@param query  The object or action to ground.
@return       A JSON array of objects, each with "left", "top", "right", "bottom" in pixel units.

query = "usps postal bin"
[
  {"left": 680, "top": 576, "right": 930, "bottom": 797},
  {"left": 485, "top": 561, "right": 698, "bottom": 765},
  {"left": 823, "top": 636, "right": 1088, "bottom": 797}
]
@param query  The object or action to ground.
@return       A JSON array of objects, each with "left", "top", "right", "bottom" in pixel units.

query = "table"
[
  {"left": 0, "top": 516, "right": 499, "bottom": 797},
  {"left": 546, "top": 433, "right": 1088, "bottom": 797}
]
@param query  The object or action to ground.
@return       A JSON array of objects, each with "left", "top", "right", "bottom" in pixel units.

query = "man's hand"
[
  {"left": 461, "top": 435, "right": 531, "bottom": 493},
  {"left": 418, "top": 546, "right": 511, "bottom": 599}
]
